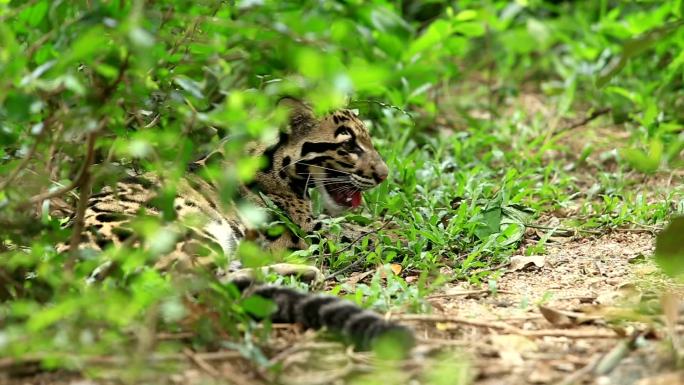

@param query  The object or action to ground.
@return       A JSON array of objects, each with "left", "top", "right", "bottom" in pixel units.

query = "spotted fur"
[{"left": 62, "top": 97, "right": 412, "bottom": 351}]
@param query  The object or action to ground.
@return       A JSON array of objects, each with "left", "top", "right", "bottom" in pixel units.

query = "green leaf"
[
  {"left": 621, "top": 139, "right": 662, "bottom": 173},
  {"left": 23, "top": 0, "right": 48, "bottom": 27},
  {"left": 597, "top": 20, "right": 684, "bottom": 87},
  {"left": 55, "top": 26, "right": 109, "bottom": 72},
  {"left": 453, "top": 21, "right": 485, "bottom": 37},
  {"left": 174, "top": 76, "right": 204, "bottom": 98},
  {"left": 242, "top": 295, "right": 277, "bottom": 318},
  {"left": 654, "top": 217, "right": 684, "bottom": 278},
  {"left": 406, "top": 19, "right": 451, "bottom": 58},
  {"left": 474, "top": 207, "right": 502, "bottom": 240}
]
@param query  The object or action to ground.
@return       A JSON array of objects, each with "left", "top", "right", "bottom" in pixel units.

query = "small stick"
[
  {"left": 183, "top": 348, "right": 220, "bottom": 377},
  {"left": 0, "top": 350, "right": 243, "bottom": 369},
  {"left": 395, "top": 314, "right": 619, "bottom": 339},
  {"left": 558, "top": 332, "right": 644, "bottom": 385},
  {"left": 426, "top": 289, "right": 516, "bottom": 299},
  {"left": 555, "top": 108, "right": 612, "bottom": 134},
  {"left": 64, "top": 130, "right": 100, "bottom": 274}
]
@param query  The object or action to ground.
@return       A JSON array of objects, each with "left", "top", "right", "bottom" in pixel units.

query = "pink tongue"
[{"left": 350, "top": 191, "right": 362, "bottom": 207}]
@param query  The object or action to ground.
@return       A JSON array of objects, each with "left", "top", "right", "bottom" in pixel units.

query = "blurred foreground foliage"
[{"left": 0, "top": 0, "right": 683, "bottom": 381}]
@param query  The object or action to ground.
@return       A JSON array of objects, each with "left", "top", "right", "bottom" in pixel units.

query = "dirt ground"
[
  {"left": 404, "top": 231, "right": 679, "bottom": 385},
  {"left": 6, "top": 232, "right": 683, "bottom": 385}
]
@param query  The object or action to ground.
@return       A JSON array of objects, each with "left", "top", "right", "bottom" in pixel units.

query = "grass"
[{"left": 303, "top": 86, "right": 683, "bottom": 314}]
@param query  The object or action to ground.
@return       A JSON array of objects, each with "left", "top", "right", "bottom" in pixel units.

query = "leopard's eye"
[{"left": 335, "top": 127, "right": 352, "bottom": 138}]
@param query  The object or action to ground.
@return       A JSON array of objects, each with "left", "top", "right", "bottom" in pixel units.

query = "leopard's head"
[{"left": 275, "top": 97, "right": 389, "bottom": 215}]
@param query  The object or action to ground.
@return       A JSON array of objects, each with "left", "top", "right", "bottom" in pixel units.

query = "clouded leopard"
[{"left": 63, "top": 97, "right": 413, "bottom": 350}]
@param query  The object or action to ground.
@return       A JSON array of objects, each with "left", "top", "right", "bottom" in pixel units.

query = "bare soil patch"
[{"left": 400, "top": 232, "right": 681, "bottom": 385}]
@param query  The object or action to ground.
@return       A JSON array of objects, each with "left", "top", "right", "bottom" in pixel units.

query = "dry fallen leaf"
[
  {"left": 345, "top": 270, "right": 375, "bottom": 288},
  {"left": 539, "top": 305, "right": 602, "bottom": 327},
  {"left": 378, "top": 264, "right": 401, "bottom": 279},
  {"left": 509, "top": 255, "right": 546, "bottom": 271}
]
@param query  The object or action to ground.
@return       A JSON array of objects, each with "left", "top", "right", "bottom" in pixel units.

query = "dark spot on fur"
[
  {"left": 262, "top": 131, "right": 289, "bottom": 173},
  {"left": 95, "top": 213, "right": 128, "bottom": 222},
  {"left": 119, "top": 195, "right": 144, "bottom": 204},
  {"left": 287, "top": 177, "right": 307, "bottom": 197},
  {"left": 90, "top": 191, "right": 111, "bottom": 199},
  {"left": 228, "top": 221, "right": 245, "bottom": 238},
  {"left": 313, "top": 222, "right": 323, "bottom": 231},
  {"left": 111, "top": 227, "right": 134, "bottom": 242},
  {"left": 300, "top": 142, "right": 342, "bottom": 156},
  {"left": 120, "top": 175, "right": 155, "bottom": 189},
  {"left": 282, "top": 156, "right": 291, "bottom": 167},
  {"left": 94, "top": 232, "right": 113, "bottom": 249}
]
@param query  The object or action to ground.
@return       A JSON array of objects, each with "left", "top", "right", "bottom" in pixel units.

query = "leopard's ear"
[{"left": 277, "top": 96, "right": 316, "bottom": 136}]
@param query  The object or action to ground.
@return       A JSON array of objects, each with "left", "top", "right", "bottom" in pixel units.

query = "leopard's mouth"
[{"left": 323, "top": 182, "right": 362, "bottom": 208}]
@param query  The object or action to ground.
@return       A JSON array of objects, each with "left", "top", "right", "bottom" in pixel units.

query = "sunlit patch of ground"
[{"left": 401, "top": 232, "right": 682, "bottom": 385}]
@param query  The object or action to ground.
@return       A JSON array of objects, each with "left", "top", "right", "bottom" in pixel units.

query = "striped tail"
[{"left": 237, "top": 282, "right": 414, "bottom": 352}]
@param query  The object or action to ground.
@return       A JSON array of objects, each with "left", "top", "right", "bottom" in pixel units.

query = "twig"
[
  {"left": 517, "top": 329, "right": 619, "bottom": 339},
  {"left": 0, "top": 350, "right": 243, "bottom": 370},
  {"left": 555, "top": 108, "right": 611, "bottom": 134},
  {"left": 526, "top": 223, "right": 662, "bottom": 236},
  {"left": 97, "top": 52, "right": 130, "bottom": 102},
  {"left": 156, "top": 331, "right": 195, "bottom": 340},
  {"left": 23, "top": 128, "right": 100, "bottom": 208},
  {"left": 525, "top": 223, "right": 602, "bottom": 235},
  {"left": 26, "top": 15, "right": 82, "bottom": 58},
  {"left": 46, "top": 122, "right": 65, "bottom": 180},
  {"left": 557, "top": 331, "right": 644, "bottom": 385},
  {"left": 556, "top": 353, "right": 602, "bottom": 385},
  {"left": 183, "top": 348, "right": 220, "bottom": 377},
  {"left": 394, "top": 314, "right": 620, "bottom": 339},
  {"left": 0, "top": 0, "right": 39, "bottom": 22},
  {"left": 324, "top": 219, "right": 395, "bottom": 281},
  {"left": 471, "top": 261, "right": 510, "bottom": 275},
  {"left": 426, "top": 289, "right": 515, "bottom": 299},
  {"left": 393, "top": 314, "right": 520, "bottom": 333},
  {"left": 350, "top": 99, "right": 414, "bottom": 121},
  {"left": 65, "top": 130, "right": 99, "bottom": 273},
  {"left": 21, "top": 50, "right": 128, "bottom": 210}
]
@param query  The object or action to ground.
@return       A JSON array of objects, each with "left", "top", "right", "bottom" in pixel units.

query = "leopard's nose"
[{"left": 374, "top": 162, "right": 389, "bottom": 183}]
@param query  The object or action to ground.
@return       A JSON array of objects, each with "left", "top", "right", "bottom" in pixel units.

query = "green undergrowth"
[{"left": 1, "top": 0, "right": 683, "bottom": 383}]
